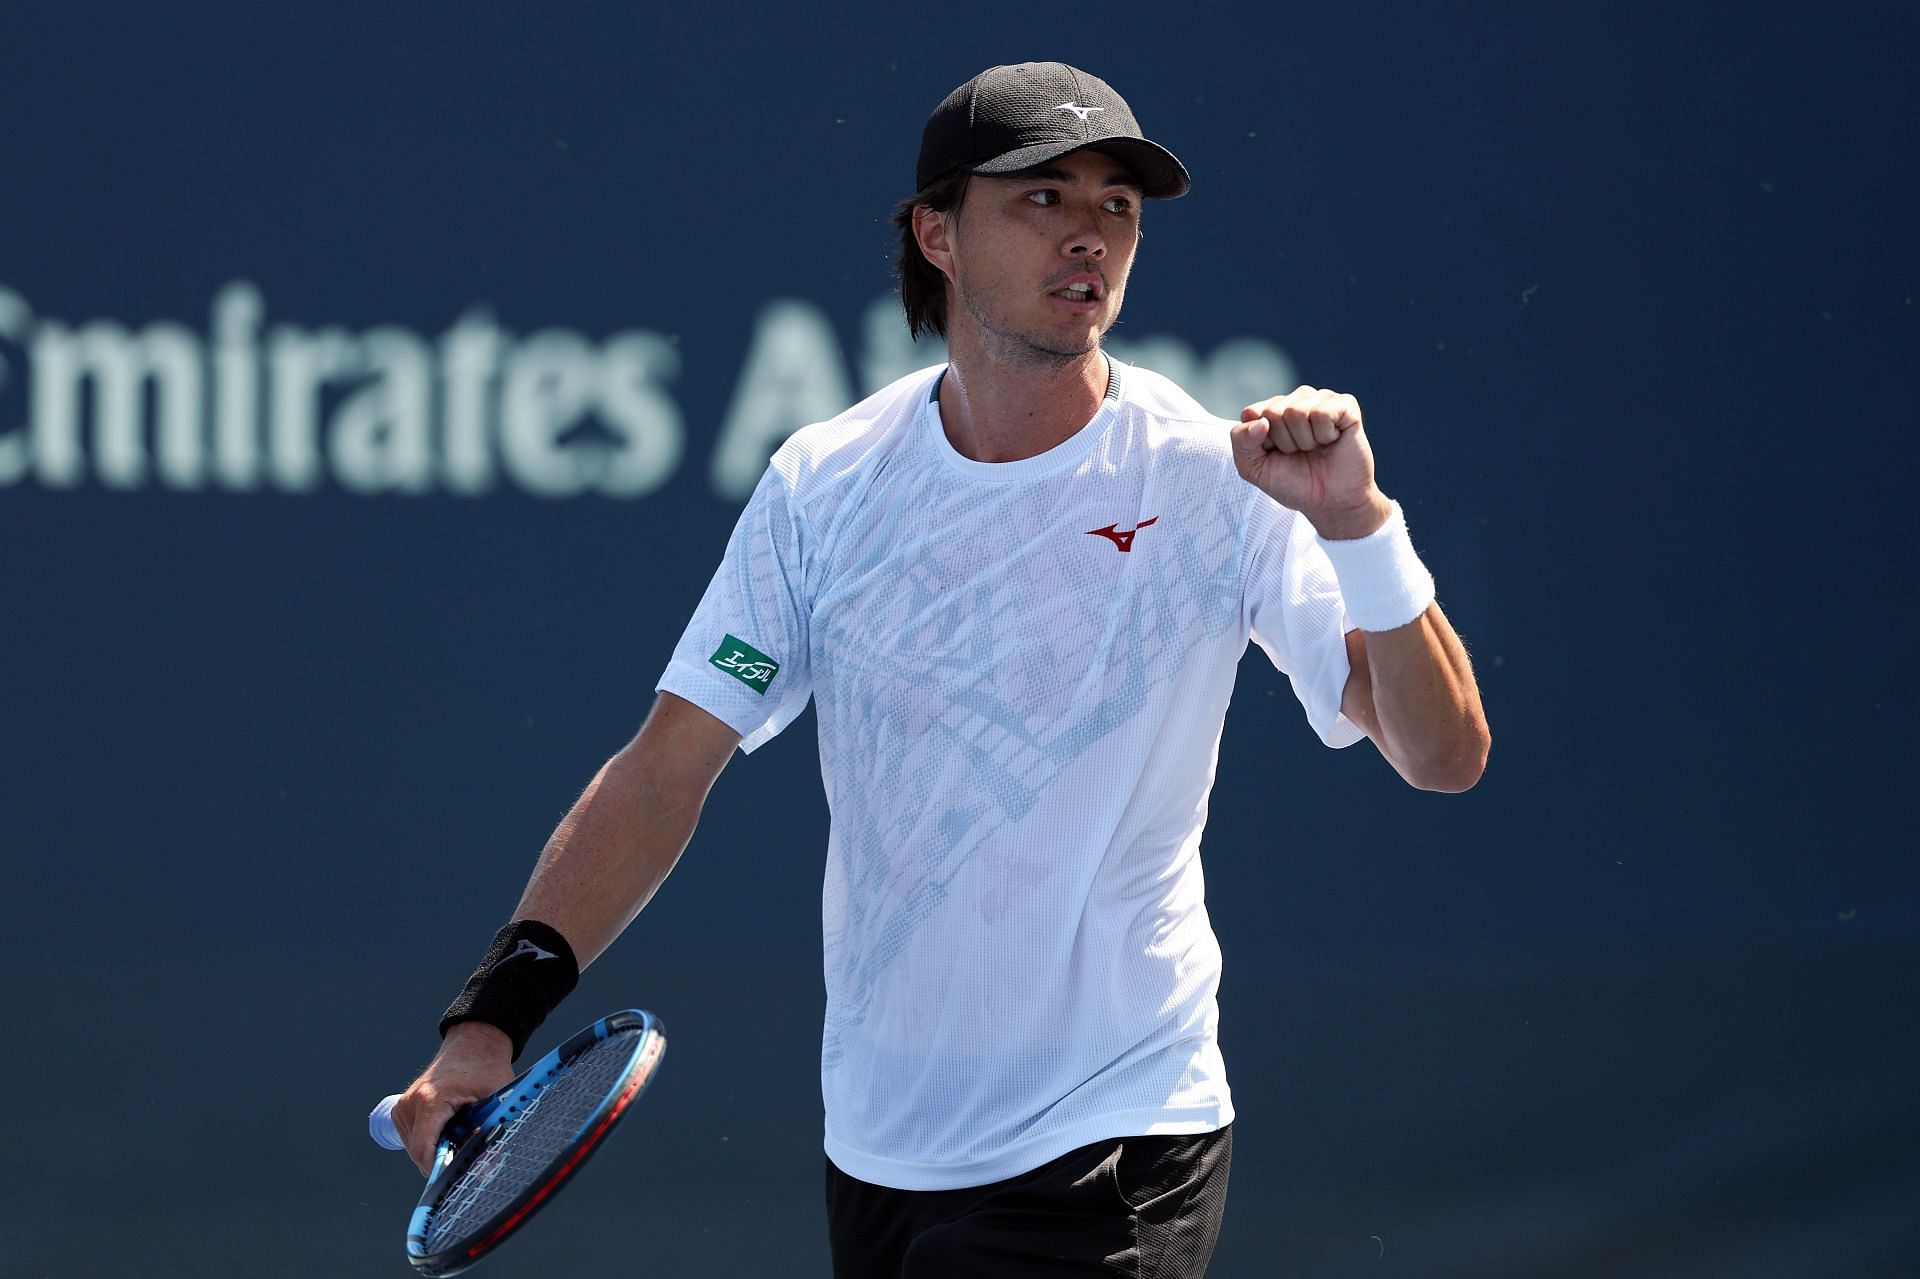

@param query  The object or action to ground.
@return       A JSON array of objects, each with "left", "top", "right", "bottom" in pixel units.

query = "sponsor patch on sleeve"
[{"left": 709, "top": 634, "right": 779, "bottom": 694}]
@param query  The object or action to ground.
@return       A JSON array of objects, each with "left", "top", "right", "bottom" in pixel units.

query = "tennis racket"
[{"left": 369, "top": 1008, "right": 666, "bottom": 1276}]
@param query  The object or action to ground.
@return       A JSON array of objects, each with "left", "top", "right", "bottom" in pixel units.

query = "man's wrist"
[
  {"left": 438, "top": 918, "right": 581, "bottom": 1061},
  {"left": 1313, "top": 499, "right": 1436, "bottom": 632},
  {"left": 441, "top": 1019, "right": 513, "bottom": 1059},
  {"left": 1306, "top": 489, "right": 1393, "bottom": 541}
]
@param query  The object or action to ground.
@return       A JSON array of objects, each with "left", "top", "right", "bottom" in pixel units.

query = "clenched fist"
[{"left": 1229, "top": 386, "right": 1392, "bottom": 540}]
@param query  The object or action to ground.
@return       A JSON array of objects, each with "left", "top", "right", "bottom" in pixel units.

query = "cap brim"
[{"left": 966, "top": 137, "right": 1191, "bottom": 199}]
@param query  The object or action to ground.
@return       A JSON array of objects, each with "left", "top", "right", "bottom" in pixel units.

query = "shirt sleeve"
[
  {"left": 656, "top": 463, "right": 814, "bottom": 753},
  {"left": 1242, "top": 492, "right": 1367, "bottom": 749}
]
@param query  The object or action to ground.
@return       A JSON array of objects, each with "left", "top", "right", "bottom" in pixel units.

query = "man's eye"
[
  {"left": 1027, "top": 190, "right": 1059, "bottom": 206},
  {"left": 1104, "top": 196, "right": 1136, "bottom": 215}
]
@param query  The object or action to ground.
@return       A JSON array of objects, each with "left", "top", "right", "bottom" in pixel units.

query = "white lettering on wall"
[
  {"left": 1104, "top": 334, "right": 1300, "bottom": 419},
  {"left": 710, "top": 299, "right": 856, "bottom": 502},
  {"left": 332, "top": 328, "right": 434, "bottom": 494},
  {"left": 500, "top": 330, "right": 602, "bottom": 498},
  {"left": 0, "top": 287, "right": 35, "bottom": 485},
  {"left": 0, "top": 282, "right": 1299, "bottom": 503},
  {"left": 31, "top": 320, "right": 206, "bottom": 490},
  {"left": 438, "top": 310, "right": 503, "bottom": 496},
  {"left": 266, "top": 326, "right": 359, "bottom": 493},
  {"left": 595, "top": 333, "right": 684, "bottom": 497}
]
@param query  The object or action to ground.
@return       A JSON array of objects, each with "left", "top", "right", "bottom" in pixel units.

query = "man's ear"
[{"left": 913, "top": 205, "right": 957, "bottom": 284}]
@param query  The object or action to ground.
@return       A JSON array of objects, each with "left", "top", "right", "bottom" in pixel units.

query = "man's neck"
[{"left": 936, "top": 336, "right": 1109, "bottom": 464}]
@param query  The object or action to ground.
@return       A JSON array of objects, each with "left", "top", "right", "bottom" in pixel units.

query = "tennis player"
[{"left": 389, "top": 62, "right": 1489, "bottom": 1276}]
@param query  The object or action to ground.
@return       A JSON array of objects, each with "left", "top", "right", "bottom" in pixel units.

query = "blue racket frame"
[{"left": 405, "top": 1008, "right": 665, "bottom": 1276}]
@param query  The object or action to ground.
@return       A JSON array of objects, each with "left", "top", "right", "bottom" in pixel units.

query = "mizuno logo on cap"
[{"left": 1055, "top": 103, "right": 1106, "bottom": 122}]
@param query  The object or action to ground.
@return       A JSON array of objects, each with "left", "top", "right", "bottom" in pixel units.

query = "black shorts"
[{"left": 824, "top": 1125, "right": 1232, "bottom": 1278}]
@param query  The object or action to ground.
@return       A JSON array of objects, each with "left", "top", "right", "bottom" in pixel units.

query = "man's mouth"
[{"left": 1051, "top": 280, "right": 1101, "bottom": 301}]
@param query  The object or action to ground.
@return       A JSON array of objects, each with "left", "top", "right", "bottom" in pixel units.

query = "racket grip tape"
[{"left": 369, "top": 1094, "right": 405, "bottom": 1150}]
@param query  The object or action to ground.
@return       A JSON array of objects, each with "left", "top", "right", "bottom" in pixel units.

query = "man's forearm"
[
  {"left": 1349, "top": 603, "right": 1489, "bottom": 792},
  {"left": 510, "top": 693, "right": 739, "bottom": 967}
]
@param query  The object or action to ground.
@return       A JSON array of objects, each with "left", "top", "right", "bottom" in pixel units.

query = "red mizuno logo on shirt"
[{"left": 1086, "top": 517, "right": 1158, "bottom": 553}]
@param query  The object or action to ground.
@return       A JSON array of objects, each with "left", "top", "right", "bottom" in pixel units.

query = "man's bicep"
[{"left": 624, "top": 691, "right": 743, "bottom": 795}]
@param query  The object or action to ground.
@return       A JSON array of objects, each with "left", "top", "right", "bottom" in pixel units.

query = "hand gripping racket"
[{"left": 369, "top": 1009, "right": 666, "bottom": 1276}]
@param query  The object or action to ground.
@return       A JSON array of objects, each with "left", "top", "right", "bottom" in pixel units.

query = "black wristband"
[{"left": 439, "top": 919, "right": 580, "bottom": 1061}]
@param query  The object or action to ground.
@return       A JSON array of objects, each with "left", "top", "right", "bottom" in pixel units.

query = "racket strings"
[{"left": 424, "top": 1030, "right": 644, "bottom": 1251}]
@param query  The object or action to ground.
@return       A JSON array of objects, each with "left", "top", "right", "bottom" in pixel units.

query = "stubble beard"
[{"left": 956, "top": 276, "right": 1116, "bottom": 371}]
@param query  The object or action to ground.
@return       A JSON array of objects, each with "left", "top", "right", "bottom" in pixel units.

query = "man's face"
[{"left": 930, "top": 148, "right": 1143, "bottom": 367}]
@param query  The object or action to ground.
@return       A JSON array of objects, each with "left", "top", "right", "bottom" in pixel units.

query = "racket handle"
[{"left": 369, "top": 1093, "right": 406, "bottom": 1150}]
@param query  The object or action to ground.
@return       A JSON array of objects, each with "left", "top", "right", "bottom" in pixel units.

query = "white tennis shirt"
[{"left": 658, "top": 360, "right": 1361, "bottom": 1190}]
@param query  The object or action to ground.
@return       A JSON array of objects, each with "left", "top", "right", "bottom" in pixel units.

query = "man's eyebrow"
[{"left": 1014, "top": 165, "right": 1143, "bottom": 191}]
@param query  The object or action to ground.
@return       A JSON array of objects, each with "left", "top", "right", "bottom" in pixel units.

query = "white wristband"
[{"left": 1314, "top": 501, "right": 1436, "bottom": 632}]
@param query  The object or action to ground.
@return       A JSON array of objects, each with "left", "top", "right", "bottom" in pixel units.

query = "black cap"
[{"left": 916, "top": 62, "right": 1191, "bottom": 199}]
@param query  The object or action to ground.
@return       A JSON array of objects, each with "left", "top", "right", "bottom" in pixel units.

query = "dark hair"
[{"left": 891, "top": 171, "right": 971, "bottom": 342}]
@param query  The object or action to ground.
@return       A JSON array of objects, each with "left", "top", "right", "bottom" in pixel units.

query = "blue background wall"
[{"left": 3, "top": 3, "right": 1915, "bottom": 1275}]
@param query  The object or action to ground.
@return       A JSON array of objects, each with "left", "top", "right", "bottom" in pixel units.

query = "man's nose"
[{"left": 1067, "top": 233, "right": 1106, "bottom": 260}]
